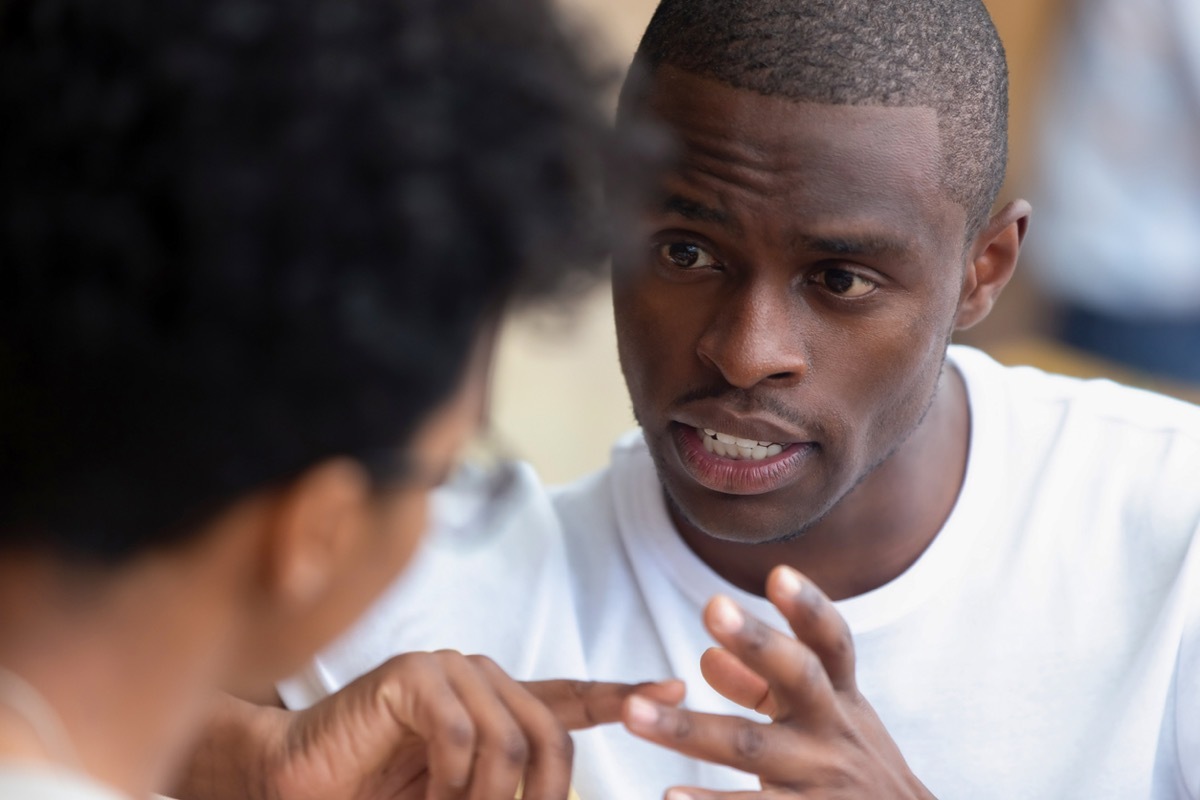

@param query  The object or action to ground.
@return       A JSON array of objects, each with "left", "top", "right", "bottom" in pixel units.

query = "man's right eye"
[{"left": 657, "top": 241, "right": 718, "bottom": 270}]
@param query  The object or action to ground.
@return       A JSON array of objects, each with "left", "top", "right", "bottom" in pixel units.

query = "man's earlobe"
[
  {"left": 264, "top": 458, "right": 373, "bottom": 609},
  {"left": 955, "top": 199, "right": 1032, "bottom": 330}
]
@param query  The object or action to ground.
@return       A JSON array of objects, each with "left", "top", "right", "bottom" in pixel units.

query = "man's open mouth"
[{"left": 697, "top": 427, "right": 787, "bottom": 461}]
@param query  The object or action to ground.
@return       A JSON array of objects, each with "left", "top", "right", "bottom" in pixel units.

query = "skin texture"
[
  {"left": 613, "top": 67, "right": 1030, "bottom": 797},
  {"left": 614, "top": 66, "right": 1028, "bottom": 601}
]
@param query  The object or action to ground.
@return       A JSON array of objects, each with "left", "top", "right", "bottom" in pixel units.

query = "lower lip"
[{"left": 671, "top": 424, "right": 816, "bottom": 496}]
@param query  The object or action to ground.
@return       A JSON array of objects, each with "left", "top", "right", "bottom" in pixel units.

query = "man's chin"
[{"left": 661, "top": 484, "right": 823, "bottom": 547}]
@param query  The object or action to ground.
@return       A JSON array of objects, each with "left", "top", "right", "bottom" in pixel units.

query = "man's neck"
[{"left": 673, "top": 366, "right": 971, "bottom": 600}]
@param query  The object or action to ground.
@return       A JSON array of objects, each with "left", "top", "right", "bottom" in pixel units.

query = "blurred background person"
[{"left": 1020, "top": 0, "right": 1200, "bottom": 385}]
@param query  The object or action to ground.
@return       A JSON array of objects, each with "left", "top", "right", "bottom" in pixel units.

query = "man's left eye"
[
  {"left": 657, "top": 241, "right": 718, "bottom": 270},
  {"left": 814, "top": 268, "right": 876, "bottom": 298}
]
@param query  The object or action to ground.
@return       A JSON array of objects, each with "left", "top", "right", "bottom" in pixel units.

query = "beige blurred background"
[{"left": 490, "top": 0, "right": 1200, "bottom": 485}]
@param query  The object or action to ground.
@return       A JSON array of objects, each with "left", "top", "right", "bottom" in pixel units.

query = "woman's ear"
[
  {"left": 262, "top": 457, "right": 374, "bottom": 610},
  {"left": 215, "top": 457, "right": 379, "bottom": 694},
  {"left": 955, "top": 199, "right": 1032, "bottom": 330}
]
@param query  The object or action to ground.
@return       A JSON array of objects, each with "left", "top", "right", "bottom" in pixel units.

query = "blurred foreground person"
[{"left": 0, "top": 0, "right": 677, "bottom": 798}]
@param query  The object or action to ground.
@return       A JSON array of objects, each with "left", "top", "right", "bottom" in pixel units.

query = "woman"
[{"left": 0, "top": 0, "right": 675, "bottom": 797}]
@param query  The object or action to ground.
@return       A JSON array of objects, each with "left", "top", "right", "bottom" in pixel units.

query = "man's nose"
[{"left": 695, "top": 282, "right": 808, "bottom": 389}]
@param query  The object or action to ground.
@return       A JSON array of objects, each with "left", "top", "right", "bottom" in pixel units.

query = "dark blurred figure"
[{"left": 0, "top": 1, "right": 663, "bottom": 798}]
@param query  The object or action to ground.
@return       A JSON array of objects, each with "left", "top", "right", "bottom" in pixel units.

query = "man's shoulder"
[
  {"left": 952, "top": 346, "right": 1200, "bottom": 546},
  {"left": 950, "top": 344, "right": 1200, "bottom": 441},
  {"left": 545, "top": 429, "right": 659, "bottom": 576},
  {"left": 548, "top": 429, "right": 648, "bottom": 514}
]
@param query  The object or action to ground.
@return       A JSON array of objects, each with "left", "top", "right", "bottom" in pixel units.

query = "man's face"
[{"left": 613, "top": 67, "right": 971, "bottom": 545}]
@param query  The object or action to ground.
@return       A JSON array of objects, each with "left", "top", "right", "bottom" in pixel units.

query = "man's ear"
[
  {"left": 955, "top": 199, "right": 1032, "bottom": 330},
  {"left": 261, "top": 457, "right": 373, "bottom": 610}
]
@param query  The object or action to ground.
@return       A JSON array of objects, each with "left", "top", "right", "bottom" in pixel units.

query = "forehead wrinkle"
[
  {"left": 658, "top": 153, "right": 783, "bottom": 239},
  {"left": 682, "top": 135, "right": 786, "bottom": 191}
]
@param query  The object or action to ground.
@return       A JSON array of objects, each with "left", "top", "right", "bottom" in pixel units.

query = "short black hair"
[
  {"left": 0, "top": 0, "right": 625, "bottom": 563},
  {"left": 622, "top": 0, "right": 1008, "bottom": 238}
]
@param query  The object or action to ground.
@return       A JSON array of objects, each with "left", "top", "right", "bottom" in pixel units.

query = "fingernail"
[
  {"left": 626, "top": 695, "right": 660, "bottom": 728},
  {"left": 666, "top": 790, "right": 695, "bottom": 800},
  {"left": 709, "top": 595, "right": 744, "bottom": 634},
  {"left": 775, "top": 565, "right": 804, "bottom": 598}
]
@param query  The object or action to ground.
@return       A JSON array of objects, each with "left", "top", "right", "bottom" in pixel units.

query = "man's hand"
[
  {"left": 177, "top": 652, "right": 684, "bottom": 800},
  {"left": 621, "top": 565, "right": 934, "bottom": 800}
]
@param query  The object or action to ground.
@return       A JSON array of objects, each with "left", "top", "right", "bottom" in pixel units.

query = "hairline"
[{"left": 619, "top": 60, "right": 987, "bottom": 251}]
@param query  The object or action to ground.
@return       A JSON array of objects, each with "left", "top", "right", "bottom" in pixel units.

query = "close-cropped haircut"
[
  {"left": 622, "top": 0, "right": 1009, "bottom": 239},
  {"left": 0, "top": 0, "right": 632, "bottom": 563}
]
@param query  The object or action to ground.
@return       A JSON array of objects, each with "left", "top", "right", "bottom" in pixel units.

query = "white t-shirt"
[
  {"left": 0, "top": 764, "right": 129, "bottom": 800},
  {"left": 281, "top": 346, "right": 1200, "bottom": 799}
]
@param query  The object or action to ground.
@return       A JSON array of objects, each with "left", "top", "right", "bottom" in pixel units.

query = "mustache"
[{"left": 670, "top": 384, "right": 824, "bottom": 436}]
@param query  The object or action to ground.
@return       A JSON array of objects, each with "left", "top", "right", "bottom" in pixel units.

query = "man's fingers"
[
  {"left": 698, "top": 647, "right": 776, "bottom": 717},
  {"left": 622, "top": 698, "right": 800, "bottom": 781},
  {"left": 523, "top": 677, "right": 685, "bottom": 731},
  {"left": 765, "top": 566, "right": 857, "bottom": 693},
  {"left": 702, "top": 595, "right": 834, "bottom": 721}
]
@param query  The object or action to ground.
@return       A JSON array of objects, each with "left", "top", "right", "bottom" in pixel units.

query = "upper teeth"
[{"left": 700, "top": 427, "right": 785, "bottom": 461}]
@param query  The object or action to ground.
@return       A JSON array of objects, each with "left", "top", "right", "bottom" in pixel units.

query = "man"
[
  {"left": 0, "top": 0, "right": 681, "bottom": 798},
  {"left": 197, "top": 0, "right": 1200, "bottom": 797}
]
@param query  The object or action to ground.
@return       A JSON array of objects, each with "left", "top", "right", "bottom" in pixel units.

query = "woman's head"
[{"left": 0, "top": 0, "right": 624, "bottom": 684}]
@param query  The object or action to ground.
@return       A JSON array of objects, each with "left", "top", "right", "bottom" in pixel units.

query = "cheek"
[
  {"left": 374, "top": 489, "right": 430, "bottom": 585},
  {"left": 614, "top": 279, "right": 705, "bottom": 397},
  {"left": 228, "top": 490, "right": 433, "bottom": 695},
  {"left": 858, "top": 317, "right": 947, "bottom": 440},
  {"left": 329, "top": 489, "right": 431, "bottom": 636},
  {"left": 613, "top": 285, "right": 661, "bottom": 397}
]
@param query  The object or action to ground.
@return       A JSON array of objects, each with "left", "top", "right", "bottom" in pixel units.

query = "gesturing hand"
[
  {"left": 263, "top": 650, "right": 685, "bottom": 800},
  {"left": 621, "top": 565, "right": 934, "bottom": 800}
]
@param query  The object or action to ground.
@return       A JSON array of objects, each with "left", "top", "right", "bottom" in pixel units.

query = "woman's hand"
[{"left": 176, "top": 651, "right": 684, "bottom": 800}]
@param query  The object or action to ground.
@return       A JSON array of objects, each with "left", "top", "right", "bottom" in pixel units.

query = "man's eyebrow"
[
  {"left": 658, "top": 195, "right": 912, "bottom": 257},
  {"left": 660, "top": 194, "right": 730, "bottom": 225},
  {"left": 795, "top": 232, "right": 911, "bottom": 259}
]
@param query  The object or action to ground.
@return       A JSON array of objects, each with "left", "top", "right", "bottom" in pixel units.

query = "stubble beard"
[{"left": 643, "top": 354, "right": 950, "bottom": 548}]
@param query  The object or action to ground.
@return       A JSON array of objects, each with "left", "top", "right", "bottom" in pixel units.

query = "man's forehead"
[
  {"left": 643, "top": 66, "right": 942, "bottom": 182},
  {"left": 630, "top": 66, "right": 962, "bottom": 245},
  {"left": 628, "top": 67, "right": 967, "bottom": 258},
  {"left": 655, "top": 186, "right": 924, "bottom": 259}
]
